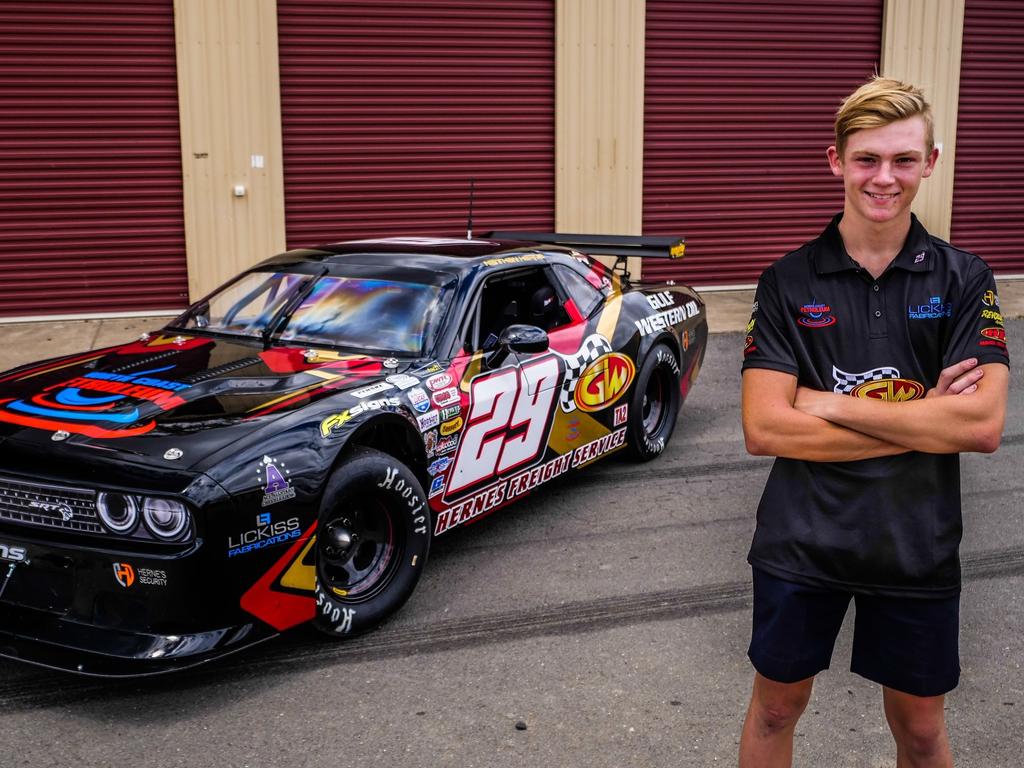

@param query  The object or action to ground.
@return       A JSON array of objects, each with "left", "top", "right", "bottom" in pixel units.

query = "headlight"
[
  {"left": 96, "top": 492, "right": 139, "bottom": 533},
  {"left": 96, "top": 491, "right": 193, "bottom": 542},
  {"left": 142, "top": 497, "right": 191, "bottom": 541}
]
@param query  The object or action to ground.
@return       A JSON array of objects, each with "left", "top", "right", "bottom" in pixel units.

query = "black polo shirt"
[{"left": 742, "top": 213, "right": 1009, "bottom": 597}]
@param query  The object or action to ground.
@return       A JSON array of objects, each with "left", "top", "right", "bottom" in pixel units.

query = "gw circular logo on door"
[
  {"left": 574, "top": 353, "right": 636, "bottom": 412},
  {"left": 850, "top": 378, "right": 925, "bottom": 401}
]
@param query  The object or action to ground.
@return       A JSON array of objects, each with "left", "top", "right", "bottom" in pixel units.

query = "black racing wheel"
[
  {"left": 313, "top": 447, "right": 430, "bottom": 636},
  {"left": 625, "top": 343, "right": 681, "bottom": 461}
]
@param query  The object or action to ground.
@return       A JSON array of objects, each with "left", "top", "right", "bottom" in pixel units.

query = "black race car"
[{"left": 0, "top": 233, "right": 707, "bottom": 676}]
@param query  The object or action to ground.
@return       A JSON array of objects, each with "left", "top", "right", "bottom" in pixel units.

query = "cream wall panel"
[
  {"left": 556, "top": 0, "right": 646, "bottom": 273},
  {"left": 882, "top": 0, "right": 965, "bottom": 240},
  {"left": 174, "top": 0, "right": 286, "bottom": 301}
]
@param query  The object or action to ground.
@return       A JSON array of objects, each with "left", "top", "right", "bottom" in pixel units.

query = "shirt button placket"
[{"left": 870, "top": 282, "right": 886, "bottom": 337}]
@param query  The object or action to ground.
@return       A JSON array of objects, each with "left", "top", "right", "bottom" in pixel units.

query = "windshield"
[{"left": 172, "top": 270, "right": 453, "bottom": 355}]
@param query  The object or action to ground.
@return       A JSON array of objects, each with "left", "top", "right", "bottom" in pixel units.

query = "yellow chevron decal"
[
  {"left": 596, "top": 294, "right": 624, "bottom": 341},
  {"left": 547, "top": 407, "right": 610, "bottom": 456},
  {"left": 279, "top": 535, "right": 317, "bottom": 592}
]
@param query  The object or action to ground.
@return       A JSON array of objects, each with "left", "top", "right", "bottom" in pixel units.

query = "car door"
[{"left": 439, "top": 265, "right": 583, "bottom": 504}]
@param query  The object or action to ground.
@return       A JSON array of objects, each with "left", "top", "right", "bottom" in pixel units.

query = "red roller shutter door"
[
  {"left": 949, "top": 0, "right": 1024, "bottom": 275},
  {"left": 0, "top": 1, "right": 188, "bottom": 318},
  {"left": 277, "top": 0, "right": 554, "bottom": 248},
  {"left": 643, "top": 0, "right": 882, "bottom": 286}
]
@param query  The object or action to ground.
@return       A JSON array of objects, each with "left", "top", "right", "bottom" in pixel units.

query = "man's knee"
[
  {"left": 884, "top": 689, "right": 948, "bottom": 757},
  {"left": 750, "top": 673, "right": 814, "bottom": 732},
  {"left": 889, "top": 711, "right": 946, "bottom": 754}
]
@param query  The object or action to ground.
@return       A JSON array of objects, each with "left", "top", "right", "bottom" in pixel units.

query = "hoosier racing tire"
[
  {"left": 625, "top": 343, "right": 681, "bottom": 461},
  {"left": 313, "top": 447, "right": 430, "bottom": 637}
]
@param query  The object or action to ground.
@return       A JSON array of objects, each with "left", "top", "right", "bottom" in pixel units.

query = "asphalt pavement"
[{"left": 0, "top": 287, "right": 1021, "bottom": 767}]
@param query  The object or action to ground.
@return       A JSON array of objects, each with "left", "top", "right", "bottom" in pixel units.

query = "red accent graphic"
[
  {"left": 546, "top": 321, "right": 587, "bottom": 355},
  {"left": 0, "top": 404, "right": 155, "bottom": 438},
  {"left": 797, "top": 315, "right": 837, "bottom": 328},
  {"left": 239, "top": 522, "right": 318, "bottom": 631},
  {"left": 258, "top": 349, "right": 382, "bottom": 376},
  {"left": 563, "top": 297, "right": 583, "bottom": 324}
]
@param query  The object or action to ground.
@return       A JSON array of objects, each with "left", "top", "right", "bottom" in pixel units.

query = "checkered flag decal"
[
  {"left": 832, "top": 365, "right": 901, "bottom": 394},
  {"left": 558, "top": 333, "right": 613, "bottom": 412}
]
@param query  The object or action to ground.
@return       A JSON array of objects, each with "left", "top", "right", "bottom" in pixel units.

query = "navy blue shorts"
[{"left": 748, "top": 568, "right": 960, "bottom": 697}]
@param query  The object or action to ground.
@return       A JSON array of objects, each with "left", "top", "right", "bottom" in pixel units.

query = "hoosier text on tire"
[
  {"left": 626, "top": 343, "right": 681, "bottom": 461},
  {"left": 314, "top": 447, "right": 430, "bottom": 636}
]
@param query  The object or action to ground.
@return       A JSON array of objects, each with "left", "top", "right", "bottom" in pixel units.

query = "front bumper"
[
  {"left": 0, "top": 434, "right": 318, "bottom": 677},
  {"left": 0, "top": 600, "right": 276, "bottom": 676}
]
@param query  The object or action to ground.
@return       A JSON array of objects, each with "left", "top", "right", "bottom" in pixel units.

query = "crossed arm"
[{"left": 742, "top": 359, "right": 1009, "bottom": 462}]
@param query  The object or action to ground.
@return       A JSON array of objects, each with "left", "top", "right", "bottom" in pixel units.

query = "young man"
[{"left": 738, "top": 77, "right": 1010, "bottom": 767}]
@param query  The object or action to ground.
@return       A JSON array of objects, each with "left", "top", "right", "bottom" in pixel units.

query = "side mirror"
[
  {"left": 485, "top": 324, "right": 549, "bottom": 367},
  {"left": 501, "top": 324, "right": 549, "bottom": 353}
]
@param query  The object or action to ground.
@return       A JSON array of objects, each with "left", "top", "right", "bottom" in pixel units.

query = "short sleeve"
[
  {"left": 943, "top": 260, "right": 1010, "bottom": 368},
  {"left": 741, "top": 266, "right": 799, "bottom": 375}
]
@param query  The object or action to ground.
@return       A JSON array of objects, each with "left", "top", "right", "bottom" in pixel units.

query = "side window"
[
  {"left": 460, "top": 267, "right": 572, "bottom": 352},
  {"left": 553, "top": 264, "right": 603, "bottom": 318}
]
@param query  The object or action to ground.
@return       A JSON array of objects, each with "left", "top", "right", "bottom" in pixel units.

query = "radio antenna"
[{"left": 466, "top": 178, "right": 475, "bottom": 240}]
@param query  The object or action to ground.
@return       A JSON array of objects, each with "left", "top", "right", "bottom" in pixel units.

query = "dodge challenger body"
[{"left": 0, "top": 233, "right": 707, "bottom": 675}]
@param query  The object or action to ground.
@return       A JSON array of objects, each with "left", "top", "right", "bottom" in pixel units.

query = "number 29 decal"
[{"left": 445, "top": 355, "right": 561, "bottom": 498}]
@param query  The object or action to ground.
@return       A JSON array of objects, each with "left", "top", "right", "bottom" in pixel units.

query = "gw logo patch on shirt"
[
  {"left": 908, "top": 296, "right": 952, "bottom": 320},
  {"left": 832, "top": 365, "right": 925, "bottom": 401}
]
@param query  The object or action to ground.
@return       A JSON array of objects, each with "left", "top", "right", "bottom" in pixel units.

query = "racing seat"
[
  {"left": 501, "top": 298, "right": 521, "bottom": 328},
  {"left": 529, "top": 285, "right": 558, "bottom": 331}
]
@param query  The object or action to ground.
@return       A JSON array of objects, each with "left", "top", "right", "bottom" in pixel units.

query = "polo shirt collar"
[{"left": 814, "top": 213, "right": 935, "bottom": 275}]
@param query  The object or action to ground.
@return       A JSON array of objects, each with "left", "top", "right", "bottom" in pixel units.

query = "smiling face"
[{"left": 827, "top": 116, "right": 939, "bottom": 229}]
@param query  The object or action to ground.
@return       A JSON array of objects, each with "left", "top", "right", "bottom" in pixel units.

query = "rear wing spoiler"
[
  {"left": 485, "top": 231, "right": 685, "bottom": 260},
  {"left": 485, "top": 231, "right": 685, "bottom": 284}
]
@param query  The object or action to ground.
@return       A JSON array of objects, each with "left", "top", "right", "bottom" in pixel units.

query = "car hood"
[{"left": 0, "top": 331, "right": 399, "bottom": 467}]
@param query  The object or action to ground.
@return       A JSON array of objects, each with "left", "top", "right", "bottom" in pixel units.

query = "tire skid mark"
[
  {"left": 2, "top": 544, "right": 1023, "bottom": 711},
  {"left": 591, "top": 457, "right": 773, "bottom": 485}
]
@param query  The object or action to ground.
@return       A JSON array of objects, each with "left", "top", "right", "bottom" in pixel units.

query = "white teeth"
[{"left": 867, "top": 192, "right": 896, "bottom": 199}]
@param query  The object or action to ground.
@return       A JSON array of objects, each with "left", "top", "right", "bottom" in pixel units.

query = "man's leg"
[
  {"left": 882, "top": 687, "right": 952, "bottom": 768},
  {"left": 851, "top": 591, "right": 960, "bottom": 767},
  {"left": 742, "top": 569, "right": 850, "bottom": 766},
  {"left": 739, "top": 672, "right": 814, "bottom": 768}
]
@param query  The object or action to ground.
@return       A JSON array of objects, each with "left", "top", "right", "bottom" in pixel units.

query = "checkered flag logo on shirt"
[
  {"left": 557, "top": 333, "right": 613, "bottom": 412},
  {"left": 832, "top": 365, "right": 902, "bottom": 394}
]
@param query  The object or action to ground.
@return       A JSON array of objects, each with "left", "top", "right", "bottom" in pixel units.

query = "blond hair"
[{"left": 834, "top": 77, "right": 934, "bottom": 157}]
